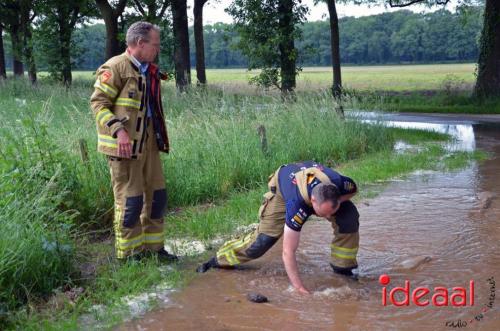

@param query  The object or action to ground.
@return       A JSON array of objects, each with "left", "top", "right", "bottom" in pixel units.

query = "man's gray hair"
[
  {"left": 311, "top": 183, "right": 340, "bottom": 207},
  {"left": 126, "top": 21, "right": 160, "bottom": 46}
]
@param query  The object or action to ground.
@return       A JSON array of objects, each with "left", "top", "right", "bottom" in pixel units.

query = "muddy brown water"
[{"left": 118, "top": 115, "right": 500, "bottom": 331}]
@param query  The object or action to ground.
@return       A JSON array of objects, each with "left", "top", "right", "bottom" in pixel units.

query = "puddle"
[
  {"left": 117, "top": 115, "right": 500, "bottom": 331},
  {"left": 350, "top": 111, "right": 476, "bottom": 151}
]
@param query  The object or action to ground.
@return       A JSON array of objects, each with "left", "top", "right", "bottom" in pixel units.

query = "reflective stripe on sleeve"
[
  {"left": 94, "top": 81, "right": 118, "bottom": 98},
  {"left": 96, "top": 108, "right": 114, "bottom": 126},
  {"left": 115, "top": 97, "right": 141, "bottom": 109},
  {"left": 98, "top": 134, "right": 118, "bottom": 148}
]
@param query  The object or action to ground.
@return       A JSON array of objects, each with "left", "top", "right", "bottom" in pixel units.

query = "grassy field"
[
  {"left": 66, "top": 63, "right": 499, "bottom": 114},
  {"left": 0, "top": 66, "right": 491, "bottom": 329},
  {"left": 210, "top": 63, "right": 477, "bottom": 92},
  {"left": 69, "top": 63, "right": 477, "bottom": 92}
]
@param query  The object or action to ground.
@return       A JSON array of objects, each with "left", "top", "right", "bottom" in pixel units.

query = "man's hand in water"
[
  {"left": 283, "top": 226, "right": 311, "bottom": 295},
  {"left": 296, "top": 286, "right": 311, "bottom": 295}
]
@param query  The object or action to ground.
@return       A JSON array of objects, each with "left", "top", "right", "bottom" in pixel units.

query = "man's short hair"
[
  {"left": 126, "top": 21, "right": 160, "bottom": 46},
  {"left": 311, "top": 183, "right": 340, "bottom": 208}
]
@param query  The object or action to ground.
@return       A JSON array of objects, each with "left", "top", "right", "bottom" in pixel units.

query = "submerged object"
[
  {"left": 477, "top": 191, "right": 494, "bottom": 211},
  {"left": 247, "top": 292, "right": 268, "bottom": 303},
  {"left": 396, "top": 256, "right": 432, "bottom": 271}
]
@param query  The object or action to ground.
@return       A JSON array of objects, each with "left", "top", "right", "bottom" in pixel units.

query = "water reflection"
[{"left": 349, "top": 111, "right": 476, "bottom": 152}]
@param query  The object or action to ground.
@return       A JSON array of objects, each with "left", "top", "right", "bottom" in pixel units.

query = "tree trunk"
[
  {"left": 96, "top": 0, "right": 127, "bottom": 60},
  {"left": 10, "top": 26, "right": 24, "bottom": 76},
  {"left": 172, "top": 0, "right": 191, "bottom": 92},
  {"left": 60, "top": 23, "right": 73, "bottom": 86},
  {"left": 23, "top": 25, "right": 37, "bottom": 84},
  {"left": 0, "top": 26, "right": 6, "bottom": 80},
  {"left": 278, "top": 0, "right": 296, "bottom": 97},
  {"left": 327, "top": 0, "right": 343, "bottom": 116},
  {"left": 327, "top": 0, "right": 342, "bottom": 98},
  {"left": 20, "top": 0, "right": 36, "bottom": 84},
  {"left": 194, "top": 0, "right": 207, "bottom": 85},
  {"left": 104, "top": 16, "right": 122, "bottom": 59},
  {"left": 474, "top": 0, "right": 500, "bottom": 99}
]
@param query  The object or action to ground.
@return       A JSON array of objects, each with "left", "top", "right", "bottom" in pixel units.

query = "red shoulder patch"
[{"left": 101, "top": 70, "right": 112, "bottom": 83}]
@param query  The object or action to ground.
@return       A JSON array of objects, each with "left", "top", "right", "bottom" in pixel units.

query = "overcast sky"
[{"left": 185, "top": 0, "right": 461, "bottom": 25}]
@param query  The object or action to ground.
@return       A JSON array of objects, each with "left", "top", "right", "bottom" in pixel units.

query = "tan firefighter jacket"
[{"left": 90, "top": 51, "right": 169, "bottom": 159}]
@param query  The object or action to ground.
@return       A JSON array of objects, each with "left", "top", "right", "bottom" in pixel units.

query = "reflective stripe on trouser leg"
[
  {"left": 143, "top": 189, "right": 166, "bottom": 250},
  {"left": 108, "top": 151, "right": 148, "bottom": 259},
  {"left": 331, "top": 232, "right": 359, "bottom": 268},
  {"left": 329, "top": 201, "right": 360, "bottom": 269},
  {"left": 216, "top": 231, "right": 280, "bottom": 266},
  {"left": 113, "top": 204, "right": 145, "bottom": 259},
  {"left": 216, "top": 180, "right": 285, "bottom": 267},
  {"left": 216, "top": 231, "right": 256, "bottom": 266},
  {"left": 142, "top": 123, "right": 166, "bottom": 252}
]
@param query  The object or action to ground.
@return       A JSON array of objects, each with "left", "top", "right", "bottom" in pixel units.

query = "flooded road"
[{"left": 119, "top": 114, "right": 499, "bottom": 331}]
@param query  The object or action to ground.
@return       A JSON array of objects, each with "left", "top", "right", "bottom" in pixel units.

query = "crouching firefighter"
[
  {"left": 90, "top": 21, "right": 177, "bottom": 262},
  {"left": 197, "top": 161, "right": 360, "bottom": 294}
]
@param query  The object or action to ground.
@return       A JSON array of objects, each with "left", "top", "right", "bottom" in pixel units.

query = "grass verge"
[{"left": 348, "top": 90, "right": 500, "bottom": 114}]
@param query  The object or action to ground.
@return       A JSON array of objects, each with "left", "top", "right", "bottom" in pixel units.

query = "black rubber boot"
[
  {"left": 196, "top": 257, "right": 220, "bottom": 273},
  {"left": 156, "top": 248, "right": 179, "bottom": 262},
  {"left": 330, "top": 263, "right": 358, "bottom": 280}
]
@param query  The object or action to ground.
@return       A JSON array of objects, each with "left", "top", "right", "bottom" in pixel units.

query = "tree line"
[
  {"left": 0, "top": 8, "right": 485, "bottom": 70},
  {"left": 0, "top": 0, "right": 499, "bottom": 99},
  {"left": 194, "top": 8, "right": 483, "bottom": 68}
]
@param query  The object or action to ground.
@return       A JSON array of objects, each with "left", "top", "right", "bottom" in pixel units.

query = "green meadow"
[
  {"left": 70, "top": 63, "right": 477, "bottom": 92},
  {"left": 67, "top": 63, "right": 499, "bottom": 114}
]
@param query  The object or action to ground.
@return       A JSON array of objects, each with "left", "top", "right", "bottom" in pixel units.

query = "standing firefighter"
[
  {"left": 90, "top": 22, "right": 177, "bottom": 262},
  {"left": 197, "top": 161, "right": 359, "bottom": 294}
]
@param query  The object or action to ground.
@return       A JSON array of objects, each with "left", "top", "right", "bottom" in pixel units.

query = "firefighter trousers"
[
  {"left": 108, "top": 122, "right": 167, "bottom": 259},
  {"left": 215, "top": 172, "right": 360, "bottom": 269}
]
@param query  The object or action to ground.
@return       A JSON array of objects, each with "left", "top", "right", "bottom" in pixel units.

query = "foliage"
[
  {"left": 226, "top": 0, "right": 308, "bottom": 88},
  {"left": 3, "top": 8, "right": 483, "bottom": 72},
  {"left": 298, "top": 8, "right": 483, "bottom": 65},
  {"left": 33, "top": 0, "right": 96, "bottom": 82}
]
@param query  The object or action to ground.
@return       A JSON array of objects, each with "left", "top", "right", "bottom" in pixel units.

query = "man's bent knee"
[
  {"left": 151, "top": 189, "right": 167, "bottom": 219},
  {"left": 245, "top": 233, "right": 279, "bottom": 259}
]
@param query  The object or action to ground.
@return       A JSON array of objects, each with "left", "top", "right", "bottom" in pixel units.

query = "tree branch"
[
  {"left": 29, "top": 10, "right": 37, "bottom": 22},
  {"left": 96, "top": 0, "right": 112, "bottom": 13},
  {"left": 114, "top": 0, "right": 128, "bottom": 18},
  {"left": 69, "top": 6, "right": 80, "bottom": 29},
  {"left": 133, "top": 0, "right": 146, "bottom": 16},
  {"left": 159, "top": 0, "right": 170, "bottom": 19},
  {"left": 388, "top": 0, "right": 450, "bottom": 7}
]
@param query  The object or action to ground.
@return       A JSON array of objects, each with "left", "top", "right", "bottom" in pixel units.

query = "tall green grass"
[
  {"left": 0, "top": 164, "right": 76, "bottom": 319},
  {"left": 347, "top": 88, "right": 500, "bottom": 114},
  {"left": 0, "top": 79, "right": 396, "bottom": 223},
  {"left": 164, "top": 90, "right": 393, "bottom": 206}
]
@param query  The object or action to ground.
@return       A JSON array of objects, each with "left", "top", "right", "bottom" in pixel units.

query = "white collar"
[{"left": 128, "top": 51, "right": 142, "bottom": 68}]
